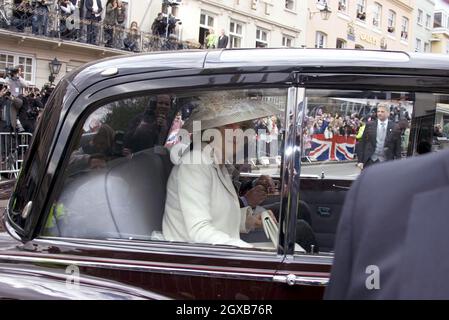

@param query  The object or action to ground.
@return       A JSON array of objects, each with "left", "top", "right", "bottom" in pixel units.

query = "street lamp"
[
  {"left": 309, "top": 2, "right": 332, "bottom": 20},
  {"left": 48, "top": 57, "right": 62, "bottom": 85}
]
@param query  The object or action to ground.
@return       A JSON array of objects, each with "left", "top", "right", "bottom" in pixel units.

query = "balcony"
[{"left": 0, "top": 2, "right": 201, "bottom": 54}]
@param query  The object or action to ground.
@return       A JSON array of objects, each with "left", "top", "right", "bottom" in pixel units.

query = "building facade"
[
  {"left": 431, "top": 0, "right": 449, "bottom": 54},
  {"left": 3, "top": 0, "right": 449, "bottom": 89},
  {"left": 413, "top": 0, "right": 435, "bottom": 52},
  {"left": 305, "top": 0, "right": 414, "bottom": 51},
  {"left": 171, "top": 0, "right": 306, "bottom": 48},
  {"left": 0, "top": 0, "right": 307, "bottom": 88}
]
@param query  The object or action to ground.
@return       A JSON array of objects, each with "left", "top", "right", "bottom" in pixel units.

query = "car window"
[
  {"left": 410, "top": 93, "right": 449, "bottom": 155},
  {"left": 301, "top": 90, "right": 413, "bottom": 179},
  {"left": 295, "top": 90, "right": 449, "bottom": 255},
  {"left": 42, "top": 88, "right": 293, "bottom": 253}
]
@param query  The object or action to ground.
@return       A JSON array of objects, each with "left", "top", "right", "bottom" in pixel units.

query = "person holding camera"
[
  {"left": 7, "top": 66, "right": 27, "bottom": 98},
  {"left": 3, "top": 66, "right": 28, "bottom": 132},
  {"left": 57, "top": 0, "right": 76, "bottom": 39},
  {"left": 151, "top": 12, "right": 166, "bottom": 37},
  {"left": 123, "top": 21, "right": 140, "bottom": 52}
]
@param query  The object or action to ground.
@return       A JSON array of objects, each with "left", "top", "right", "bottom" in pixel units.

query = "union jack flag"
[{"left": 309, "top": 134, "right": 356, "bottom": 161}]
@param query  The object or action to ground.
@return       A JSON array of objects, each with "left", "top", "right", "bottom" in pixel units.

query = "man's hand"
[
  {"left": 357, "top": 162, "right": 364, "bottom": 170},
  {"left": 244, "top": 185, "right": 267, "bottom": 208}
]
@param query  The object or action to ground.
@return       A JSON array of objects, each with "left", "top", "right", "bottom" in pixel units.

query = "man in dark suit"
[
  {"left": 217, "top": 29, "right": 229, "bottom": 49},
  {"left": 357, "top": 104, "right": 401, "bottom": 169},
  {"left": 85, "top": 0, "right": 103, "bottom": 44},
  {"left": 325, "top": 149, "right": 449, "bottom": 299}
]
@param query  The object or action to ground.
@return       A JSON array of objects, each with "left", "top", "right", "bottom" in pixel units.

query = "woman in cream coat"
[
  {"left": 163, "top": 146, "right": 254, "bottom": 247},
  {"left": 162, "top": 92, "right": 282, "bottom": 247}
]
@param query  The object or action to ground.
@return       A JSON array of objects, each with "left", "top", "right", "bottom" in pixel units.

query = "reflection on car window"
[
  {"left": 42, "top": 89, "right": 313, "bottom": 253},
  {"left": 301, "top": 90, "right": 413, "bottom": 179},
  {"left": 297, "top": 91, "right": 449, "bottom": 256},
  {"left": 411, "top": 93, "right": 449, "bottom": 155}
]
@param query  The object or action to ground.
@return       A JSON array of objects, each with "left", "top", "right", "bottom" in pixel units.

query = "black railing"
[{"left": 0, "top": 2, "right": 202, "bottom": 52}]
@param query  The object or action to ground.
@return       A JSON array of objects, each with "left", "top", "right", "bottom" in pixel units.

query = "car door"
[
  {"left": 6, "top": 75, "right": 304, "bottom": 299},
  {"left": 271, "top": 70, "right": 449, "bottom": 298}
]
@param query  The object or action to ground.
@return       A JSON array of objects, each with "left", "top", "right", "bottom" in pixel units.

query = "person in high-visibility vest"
[
  {"left": 355, "top": 118, "right": 366, "bottom": 162},
  {"left": 43, "top": 202, "right": 66, "bottom": 236}
]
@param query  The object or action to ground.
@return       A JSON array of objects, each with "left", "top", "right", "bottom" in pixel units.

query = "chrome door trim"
[
  {"left": 279, "top": 87, "right": 306, "bottom": 255},
  {"left": 0, "top": 254, "right": 276, "bottom": 283},
  {"left": 273, "top": 274, "right": 329, "bottom": 287}
]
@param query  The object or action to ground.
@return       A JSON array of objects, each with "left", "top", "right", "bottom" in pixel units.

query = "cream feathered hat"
[{"left": 183, "top": 92, "right": 284, "bottom": 132}]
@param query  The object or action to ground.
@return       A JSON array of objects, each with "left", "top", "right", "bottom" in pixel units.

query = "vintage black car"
[{"left": 1, "top": 48, "right": 449, "bottom": 299}]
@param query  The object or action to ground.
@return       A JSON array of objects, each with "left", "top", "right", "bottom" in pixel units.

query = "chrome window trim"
[
  {"left": 34, "top": 236, "right": 334, "bottom": 264},
  {"left": 35, "top": 236, "right": 284, "bottom": 261},
  {"left": 279, "top": 86, "right": 306, "bottom": 255}
]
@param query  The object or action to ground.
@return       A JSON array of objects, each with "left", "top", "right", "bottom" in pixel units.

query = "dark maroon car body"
[{"left": 1, "top": 48, "right": 449, "bottom": 299}]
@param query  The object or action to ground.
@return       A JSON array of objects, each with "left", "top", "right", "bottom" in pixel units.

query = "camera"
[
  {"left": 163, "top": 0, "right": 182, "bottom": 5},
  {"left": 5, "top": 66, "right": 20, "bottom": 78}
]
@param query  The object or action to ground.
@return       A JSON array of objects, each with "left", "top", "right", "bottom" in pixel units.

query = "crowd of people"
[
  {"left": 1, "top": 0, "right": 191, "bottom": 52},
  {"left": 301, "top": 104, "right": 412, "bottom": 160},
  {"left": 0, "top": 65, "right": 53, "bottom": 134}
]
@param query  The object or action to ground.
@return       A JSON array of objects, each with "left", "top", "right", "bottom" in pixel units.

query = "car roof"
[{"left": 68, "top": 48, "right": 449, "bottom": 92}]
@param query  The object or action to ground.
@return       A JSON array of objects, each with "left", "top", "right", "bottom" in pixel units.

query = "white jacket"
[{"left": 163, "top": 150, "right": 251, "bottom": 248}]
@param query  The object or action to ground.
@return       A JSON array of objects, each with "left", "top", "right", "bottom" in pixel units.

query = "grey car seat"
[{"left": 53, "top": 147, "right": 173, "bottom": 240}]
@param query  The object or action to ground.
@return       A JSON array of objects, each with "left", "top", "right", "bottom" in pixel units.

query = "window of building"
[
  {"left": 417, "top": 9, "right": 423, "bottom": 25},
  {"left": 401, "top": 17, "right": 409, "bottom": 40},
  {"left": 0, "top": 52, "right": 34, "bottom": 83},
  {"left": 256, "top": 28, "right": 269, "bottom": 48},
  {"left": 315, "top": 31, "right": 327, "bottom": 48},
  {"left": 434, "top": 12, "right": 442, "bottom": 28},
  {"left": 285, "top": 0, "right": 294, "bottom": 10},
  {"left": 229, "top": 20, "right": 244, "bottom": 48},
  {"left": 200, "top": 13, "right": 215, "bottom": 28},
  {"left": 199, "top": 12, "right": 215, "bottom": 47},
  {"left": 251, "top": 0, "right": 258, "bottom": 10},
  {"left": 415, "top": 38, "right": 422, "bottom": 52},
  {"left": 18, "top": 56, "right": 33, "bottom": 82},
  {"left": 336, "top": 38, "right": 347, "bottom": 48},
  {"left": 338, "top": 0, "right": 347, "bottom": 12},
  {"left": 356, "top": 0, "right": 366, "bottom": 21},
  {"left": 282, "top": 35, "right": 294, "bottom": 47},
  {"left": 424, "top": 42, "right": 430, "bottom": 52},
  {"left": 0, "top": 53, "right": 15, "bottom": 78},
  {"left": 373, "top": 2, "right": 382, "bottom": 28},
  {"left": 426, "top": 14, "right": 431, "bottom": 28},
  {"left": 264, "top": 2, "right": 272, "bottom": 15},
  {"left": 388, "top": 10, "right": 396, "bottom": 33}
]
